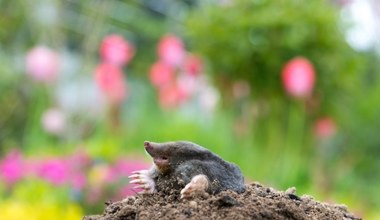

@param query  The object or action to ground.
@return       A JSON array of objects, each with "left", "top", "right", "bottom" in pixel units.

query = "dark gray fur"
[{"left": 146, "top": 141, "right": 245, "bottom": 194}]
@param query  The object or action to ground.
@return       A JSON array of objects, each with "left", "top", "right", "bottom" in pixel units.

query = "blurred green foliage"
[
  {"left": 0, "top": 58, "right": 30, "bottom": 150},
  {"left": 185, "top": 0, "right": 361, "bottom": 108},
  {"left": 184, "top": 0, "right": 379, "bottom": 214},
  {"left": 335, "top": 53, "right": 380, "bottom": 208},
  {"left": 0, "top": 164, "right": 83, "bottom": 219}
]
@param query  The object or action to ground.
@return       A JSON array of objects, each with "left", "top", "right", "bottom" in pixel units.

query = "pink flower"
[
  {"left": 183, "top": 54, "right": 203, "bottom": 76},
  {"left": 282, "top": 57, "right": 315, "bottom": 99},
  {"left": 110, "top": 159, "right": 150, "bottom": 196},
  {"left": 70, "top": 173, "right": 86, "bottom": 190},
  {"left": 158, "top": 84, "right": 187, "bottom": 109},
  {"left": 0, "top": 150, "right": 24, "bottom": 186},
  {"left": 176, "top": 73, "right": 198, "bottom": 98},
  {"left": 66, "top": 151, "right": 90, "bottom": 190},
  {"left": 107, "top": 158, "right": 150, "bottom": 181},
  {"left": 36, "top": 158, "right": 69, "bottom": 185},
  {"left": 314, "top": 117, "right": 337, "bottom": 139},
  {"left": 157, "top": 34, "right": 185, "bottom": 67},
  {"left": 25, "top": 45, "right": 60, "bottom": 83},
  {"left": 67, "top": 150, "right": 91, "bottom": 169},
  {"left": 111, "top": 159, "right": 150, "bottom": 178},
  {"left": 95, "top": 63, "right": 127, "bottom": 104},
  {"left": 24, "top": 158, "right": 40, "bottom": 176},
  {"left": 100, "top": 34, "right": 135, "bottom": 67},
  {"left": 149, "top": 61, "right": 175, "bottom": 88},
  {"left": 41, "top": 108, "right": 67, "bottom": 135}
]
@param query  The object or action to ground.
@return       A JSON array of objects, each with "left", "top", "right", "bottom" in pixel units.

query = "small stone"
[
  {"left": 189, "top": 201, "right": 198, "bottom": 209},
  {"left": 201, "top": 192, "right": 210, "bottom": 199},
  {"left": 301, "top": 195, "right": 314, "bottom": 200},
  {"left": 285, "top": 187, "right": 296, "bottom": 195},
  {"left": 333, "top": 204, "right": 348, "bottom": 212}
]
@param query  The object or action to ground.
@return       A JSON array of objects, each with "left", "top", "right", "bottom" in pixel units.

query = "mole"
[{"left": 129, "top": 141, "right": 245, "bottom": 199}]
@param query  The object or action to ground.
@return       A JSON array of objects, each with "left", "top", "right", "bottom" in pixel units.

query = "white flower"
[{"left": 41, "top": 108, "right": 66, "bottom": 135}]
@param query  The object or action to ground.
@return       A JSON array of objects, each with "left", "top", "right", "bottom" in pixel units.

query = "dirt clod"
[
  {"left": 83, "top": 182, "right": 361, "bottom": 220},
  {"left": 215, "top": 195, "right": 240, "bottom": 208}
]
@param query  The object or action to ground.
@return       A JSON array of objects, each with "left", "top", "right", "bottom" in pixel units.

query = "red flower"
[
  {"left": 95, "top": 63, "right": 127, "bottom": 104},
  {"left": 157, "top": 34, "right": 185, "bottom": 67},
  {"left": 282, "top": 57, "right": 315, "bottom": 99},
  {"left": 100, "top": 34, "right": 135, "bottom": 67},
  {"left": 183, "top": 54, "right": 203, "bottom": 76},
  {"left": 314, "top": 117, "right": 337, "bottom": 139},
  {"left": 25, "top": 45, "right": 60, "bottom": 83},
  {"left": 149, "top": 61, "right": 175, "bottom": 88}
]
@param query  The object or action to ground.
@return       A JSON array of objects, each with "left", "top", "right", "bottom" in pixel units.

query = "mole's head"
[{"left": 144, "top": 141, "right": 210, "bottom": 173}]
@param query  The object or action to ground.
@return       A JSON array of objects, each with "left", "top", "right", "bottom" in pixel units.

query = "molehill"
[{"left": 83, "top": 182, "right": 361, "bottom": 220}]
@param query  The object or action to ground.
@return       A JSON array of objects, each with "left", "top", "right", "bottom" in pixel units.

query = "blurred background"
[{"left": 0, "top": 0, "right": 379, "bottom": 219}]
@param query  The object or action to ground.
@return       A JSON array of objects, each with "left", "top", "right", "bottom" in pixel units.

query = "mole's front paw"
[
  {"left": 180, "top": 174, "right": 209, "bottom": 199},
  {"left": 128, "top": 170, "right": 156, "bottom": 194}
]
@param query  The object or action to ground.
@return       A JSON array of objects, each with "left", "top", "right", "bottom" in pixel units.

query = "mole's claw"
[
  {"left": 130, "top": 179, "right": 142, "bottom": 184},
  {"left": 138, "top": 190, "right": 150, "bottom": 195},
  {"left": 128, "top": 174, "right": 139, "bottom": 179},
  {"left": 132, "top": 170, "right": 149, "bottom": 175},
  {"left": 134, "top": 184, "right": 149, "bottom": 190},
  {"left": 180, "top": 174, "right": 209, "bottom": 199},
  {"left": 133, "top": 185, "right": 143, "bottom": 189},
  {"left": 129, "top": 168, "right": 156, "bottom": 194}
]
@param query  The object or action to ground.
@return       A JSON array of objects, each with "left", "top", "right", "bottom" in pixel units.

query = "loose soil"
[{"left": 83, "top": 182, "right": 360, "bottom": 220}]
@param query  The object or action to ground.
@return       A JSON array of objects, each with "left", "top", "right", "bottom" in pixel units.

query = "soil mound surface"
[{"left": 83, "top": 182, "right": 360, "bottom": 220}]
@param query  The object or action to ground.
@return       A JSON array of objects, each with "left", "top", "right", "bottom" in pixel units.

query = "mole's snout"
[
  {"left": 144, "top": 141, "right": 152, "bottom": 150},
  {"left": 144, "top": 141, "right": 156, "bottom": 158}
]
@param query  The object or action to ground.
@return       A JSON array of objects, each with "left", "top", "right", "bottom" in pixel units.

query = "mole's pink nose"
[{"left": 144, "top": 141, "right": 152, "bottom": 150}]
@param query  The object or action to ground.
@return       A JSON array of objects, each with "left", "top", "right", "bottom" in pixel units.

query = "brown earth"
[{"left": 83, "top": 182, "right": 360, "bottom": 220}]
